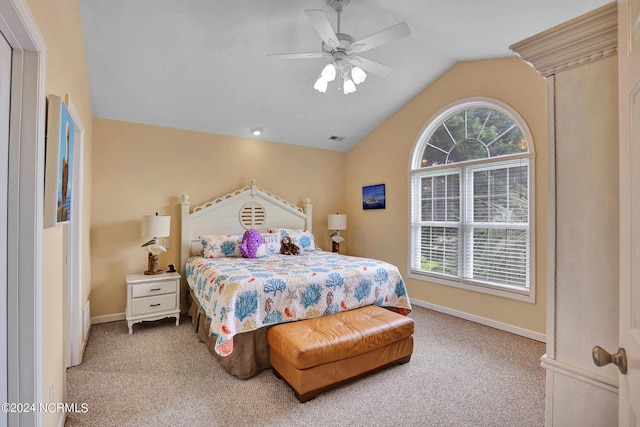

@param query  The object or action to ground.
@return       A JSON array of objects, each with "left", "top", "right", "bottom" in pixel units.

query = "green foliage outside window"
[
  {"left": 421, "top": 108, "right": 527, "bottom": 167},
  {"left": 412, "top": 104, "right": 532, "bottom": 293}
]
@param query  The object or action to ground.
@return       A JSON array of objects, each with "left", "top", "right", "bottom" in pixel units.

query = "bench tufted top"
[{"left": 267, "top": 305, "right": 414, "bottom": 370}]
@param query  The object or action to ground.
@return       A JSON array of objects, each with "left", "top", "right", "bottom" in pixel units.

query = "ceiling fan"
[{"left": 268, "top": 0, "right": 411, "bottom": 94}]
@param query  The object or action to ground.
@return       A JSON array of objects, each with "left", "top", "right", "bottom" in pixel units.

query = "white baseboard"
[
  {"left": 91, "top": 312, "right": 125, "bottom": 324},
  {"left": 80, "top": 301, "right": 91, "bottom": 363},
  {"left": 83, "top": 301, "right": 91, "bottom": 340},
  {"left": 410, "top": 298, "right": 547, "bottom": 343},
  {"left": 80, "top": 338, "right": 89, "bottom": 363},
  {"left": 93, "top": 302, "right": 546, "bottom": 344}
]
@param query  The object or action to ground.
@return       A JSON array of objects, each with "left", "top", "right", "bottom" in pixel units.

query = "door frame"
[
  {"left": 0, "top": 25, "right": 11, "bottom": 426},
  {"left": 64, "top": 95, "right": 84, "bottom": 368},
  {"left": 0, "top": 0, "right": 46, "bottom": 425}
]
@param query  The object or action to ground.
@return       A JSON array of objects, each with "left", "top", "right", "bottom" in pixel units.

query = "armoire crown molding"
[{"left": 509, "top": 2, "right": 617, "bottom": 77}]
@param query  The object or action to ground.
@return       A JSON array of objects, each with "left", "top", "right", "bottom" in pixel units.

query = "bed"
[{"left": 180, "top": 180, "right": 412, "bottom": 378}]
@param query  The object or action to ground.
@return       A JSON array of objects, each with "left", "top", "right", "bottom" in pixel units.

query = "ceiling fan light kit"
[
  {"left": 313, "top": 59, "right": 366, "bottom": 94},
  {"left": 268, "top": 0, "right": 410, "bottom": 95}
]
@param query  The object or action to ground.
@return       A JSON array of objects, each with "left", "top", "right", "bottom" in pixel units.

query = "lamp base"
[
  {"left": 332, "top": 241, "right": 340, "bottom": 253},
  {"left": 144, "top": 270, "right": 163, "bottom": 275},
  {"left": 144, "top": 253, "right": 163, "bottom": 275}
]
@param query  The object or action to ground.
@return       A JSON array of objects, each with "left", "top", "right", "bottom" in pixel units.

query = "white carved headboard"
[{"left": 179, "top": 180, "right": 313, "bottom": 274}]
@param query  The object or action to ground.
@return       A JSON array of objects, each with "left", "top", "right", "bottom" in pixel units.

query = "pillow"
[
  {"left": 262, "top": 233, "right": 281, "bottom": 256},
  {"left": 271, "top": 228, "right": 318, "bottom": 251},
  {"left": 200, "top": 234, "right": 243, "bottom": 258}
]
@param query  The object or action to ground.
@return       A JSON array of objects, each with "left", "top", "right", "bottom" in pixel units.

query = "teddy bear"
[
  {"left": 280, "top": 236, "right": 300, "bottom": 256},
  {"left": 239, "top": 228, "right": 266, "bottom": 258}
]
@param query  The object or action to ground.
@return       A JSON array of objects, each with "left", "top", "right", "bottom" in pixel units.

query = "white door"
[
  {"left": 618, "top": 0, "right": 640, "bottom": 424},
  {"left": 0, "top": 31, "right": 11, "bottom": 425}
]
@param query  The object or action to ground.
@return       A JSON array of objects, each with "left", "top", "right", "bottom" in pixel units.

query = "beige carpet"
[{"left": 65, "top": 306, "right": 545, "bottom": 427}]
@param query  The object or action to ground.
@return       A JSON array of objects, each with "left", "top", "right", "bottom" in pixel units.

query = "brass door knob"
[{"left": 592, "top": 345, "right": 627, "bottom": 374}]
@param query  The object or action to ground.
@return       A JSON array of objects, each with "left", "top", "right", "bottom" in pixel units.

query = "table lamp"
[
  {"left": 328, "top": 213, "right": 347, "bottom": 253},
  {"left": 141, "top": 213, "right": 171, "bottom": 275}
]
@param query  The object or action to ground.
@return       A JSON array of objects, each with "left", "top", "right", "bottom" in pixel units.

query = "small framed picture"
[
  {"left": 44, "top": 95, "right": 75, "bottom": 227},
  {"left": 362, "top": 184, "right": 385, "bottom": 210}
]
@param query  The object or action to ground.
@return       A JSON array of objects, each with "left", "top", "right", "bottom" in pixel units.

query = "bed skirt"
[
  {"left": 186, "top": 288, "right": 406, "bottom": 379},
  {"left": 187, "top": 289, "right": 272, "bottom": 378}
]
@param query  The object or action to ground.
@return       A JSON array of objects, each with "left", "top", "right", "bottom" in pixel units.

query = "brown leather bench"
[{"left": 268, "top": 305, "right": 414, "bottom": 402}]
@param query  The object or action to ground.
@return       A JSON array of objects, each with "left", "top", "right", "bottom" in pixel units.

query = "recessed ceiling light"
[{"left": 251, "top": 127, "right": 263, "bottom": 136}]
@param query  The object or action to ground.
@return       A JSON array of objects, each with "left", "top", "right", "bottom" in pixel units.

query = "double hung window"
[{"left": 409, "top": 99, "right": 535, "bottom": 301}]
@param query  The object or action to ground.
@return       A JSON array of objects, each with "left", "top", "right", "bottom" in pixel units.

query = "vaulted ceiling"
[{"left": 79, "top": 0, "right": 610, "bottom": 152}]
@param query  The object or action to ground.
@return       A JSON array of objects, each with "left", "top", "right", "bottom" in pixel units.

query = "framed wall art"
[
  {"left": 362, "top": 184, "right": 385, "bottom": 210},
  {"left": 44, "top": 94, "right": 75, "bottom": 227}
]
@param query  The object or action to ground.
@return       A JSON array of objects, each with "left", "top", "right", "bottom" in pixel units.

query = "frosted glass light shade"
[
  {"left": 328, "top": 213, "right": 347, "bottom": 231},
  {"left": 351, "top": 66, "right": 366, "bottom": 84},
  {"left": 141, "top": 214, "right": 171, "bottom": 238},
  {"left": 314, "top": 76, "right": 328, "bottom": 93},
  {"left": 343, "top": 79, "right": 356, "bottom": 94},
  {"left": 321, "top": 63, "right": 337, "bottom": 81}
]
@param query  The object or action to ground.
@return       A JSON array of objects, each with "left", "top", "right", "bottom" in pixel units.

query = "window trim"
[{"left": 408, "top": 97, "right": 536, "bottom": 303}]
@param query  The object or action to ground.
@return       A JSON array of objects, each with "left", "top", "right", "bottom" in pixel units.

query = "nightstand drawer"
[
  {"left": 131, "top": 294, "right": 177, "bottom": 316},
  {"left": 131, "top": 279, "right": 177, "bottom": 298}
]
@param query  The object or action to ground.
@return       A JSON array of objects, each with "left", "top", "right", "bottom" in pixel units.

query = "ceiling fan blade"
[
  {"left": 267, "top": 52, "right": 327, "bottom": 59},
  {"left": 305, "top": 9, "right": 340, "bottom": 49},
  {"left": 348, "top": 56, "right": 393, "bottom": 77},
  {"left": 350, "top": 22, "right": 411, "bottom": 54}
]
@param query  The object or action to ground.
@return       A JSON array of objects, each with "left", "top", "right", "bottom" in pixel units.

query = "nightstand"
[{"left": 125, "top": 271, "right": 181, "bottom": 334}]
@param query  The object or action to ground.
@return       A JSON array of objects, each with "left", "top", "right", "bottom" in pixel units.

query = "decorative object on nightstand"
[
  {"left": 141, "top": 213, "right": 171, "bottom": 275},
  {"left": 126, "top": 271, "right": 181, "bottom": 334},
  {"left": 328, "top": 213, "right": 347, "bottom": 253}
]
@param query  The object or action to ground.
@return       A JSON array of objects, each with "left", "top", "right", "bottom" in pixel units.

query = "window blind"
[
  {"left": 409, "top": 102, "right": 534, "bottom": 298},
  {"left": 413, "top": 162, "right": 530, "bottom": 289}
]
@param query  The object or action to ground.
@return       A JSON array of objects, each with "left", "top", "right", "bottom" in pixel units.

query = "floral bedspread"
[{"left": 185, "top": 251, "right": 412, "bottom": 356}]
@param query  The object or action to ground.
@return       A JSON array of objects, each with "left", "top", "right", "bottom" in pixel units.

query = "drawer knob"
[
  {"left": 150, "top": 288, "right": 161, "bottom": 291},
  {"left": 150, "top": 303, "right": 161, "bottom": 307}
]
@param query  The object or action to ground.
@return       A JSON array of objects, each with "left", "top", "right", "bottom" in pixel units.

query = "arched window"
[{"left": 409, "top": 98, "right": 535, "bottom": 301}]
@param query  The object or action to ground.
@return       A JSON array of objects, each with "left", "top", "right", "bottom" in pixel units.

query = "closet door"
[{"left": 617, "top": 0, "right": 640, "bottom": 424}]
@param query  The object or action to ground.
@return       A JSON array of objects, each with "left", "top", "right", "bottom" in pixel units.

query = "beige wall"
[
  {"left": 92, "top": 57, "right": 549, "bottom": 335},
  {"left": 90, "top": 119, "right": 346, "bottom": 318},
  {"left": 25, "top": 1, "right": 93, "bottom": 426},
  {"left": 346, "top": 57, "right": 548, "bottom": 335}
]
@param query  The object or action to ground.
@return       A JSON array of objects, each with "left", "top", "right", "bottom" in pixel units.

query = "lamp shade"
[
  {"left": 141, "top": 214, "right": 171, "bottom": 238},
  {"left": 328, "top": 213, "right": 347, "bottom": 231}
]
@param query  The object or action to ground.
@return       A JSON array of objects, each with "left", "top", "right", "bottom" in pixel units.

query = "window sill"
[{"left": 407, "top": 270, "right": 535, "bottom": 303}]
